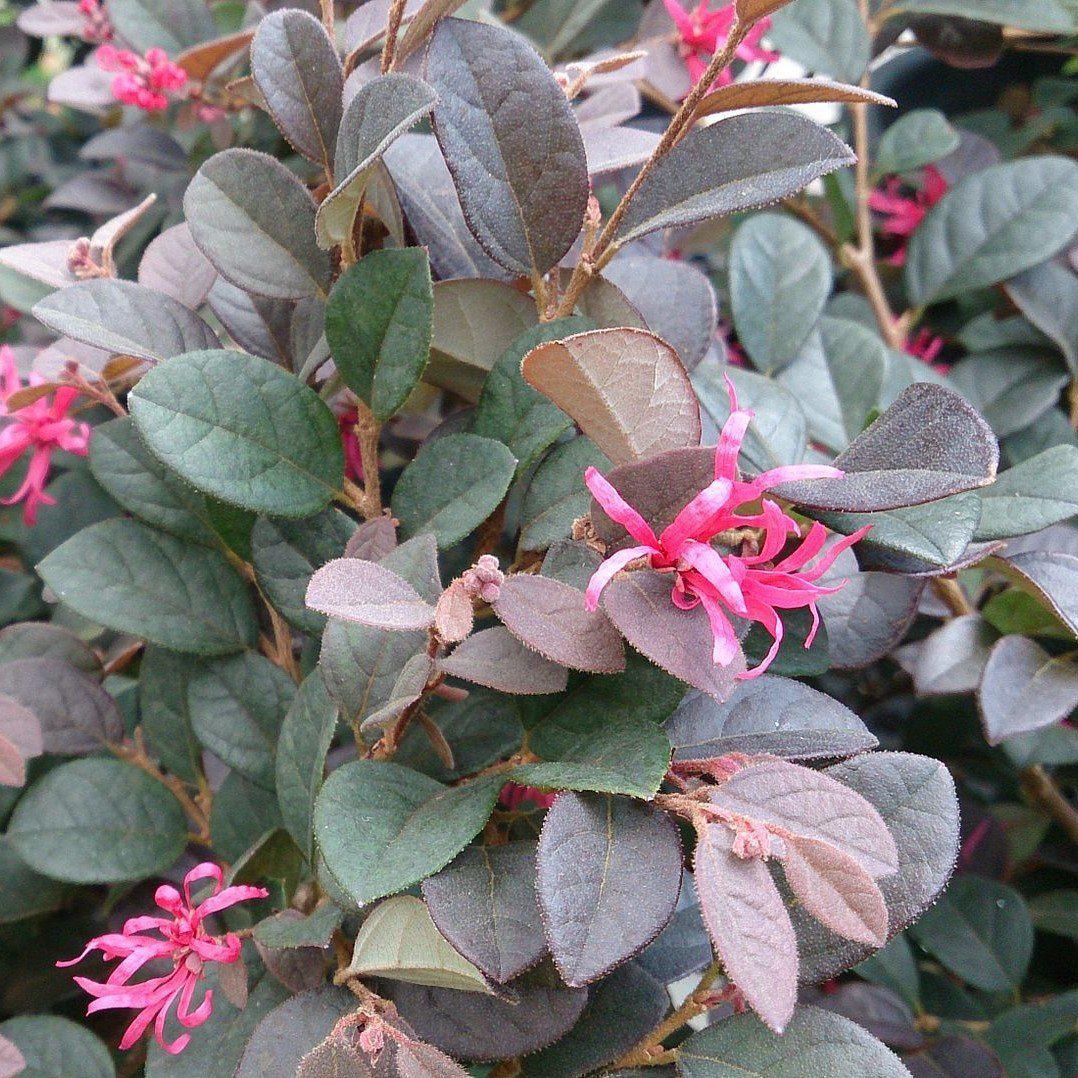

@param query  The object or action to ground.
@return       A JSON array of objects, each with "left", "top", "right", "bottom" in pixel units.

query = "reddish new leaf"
[
  {"left": 780, "top": 835, "right": 888, "bottom": 946},
  {"left": 305, "top": 558, "right": 436, "bottom": 630},
  {"left": 491, "top": 574, "right": 625, "bottom": 674},
  {"left": 440, "top": 627, "right": 568, "bottom": 695},
  {"left": 710, "top": 758, "right": 898, "bottom": 878},
  {"left": 694, "top": 823, "right": 798, "bottom": 1033}
]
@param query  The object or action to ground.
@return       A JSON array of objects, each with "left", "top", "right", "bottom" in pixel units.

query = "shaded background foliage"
[{"left": 0, "top": 0, "right": 1074, "bottom": 1075}]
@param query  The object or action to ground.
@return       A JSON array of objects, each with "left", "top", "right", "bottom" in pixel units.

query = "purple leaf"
[
  {"left": 709, "top": 758, "right": 899, "bottom": 878},
  {"left": 536, "top": 792, "right": 682, "bottom": 986},
  {"left": 491, "top": 574, "right": 625, "bottom": 674},
  {"left": 440, "top": 627, "right": 568, "bottom": 695},
  {"left": 305, "top": 558, "right": 436, "bottom": 630},
  {"left": 0, "top": 697, "right": 43, "bottom": 787},
  {"left": 780, "top": 835, "right": 888, "bottom": 946},
  {"left": 693, "top": 822, "right": 798, "bottom": 1033}
]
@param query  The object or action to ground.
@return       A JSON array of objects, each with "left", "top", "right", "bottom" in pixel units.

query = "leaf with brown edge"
[
  {"left": 780, "top": 835, "right": 888, "bottom": 946},
  {"left": 521, "top": 328, "right": 701, "bottom": 467},
  {"left": 176, "top": 29, "right": 254, "bottom": 82},
  {"left": 305, "top": 558, "right": 436, "bottom": 631},
  {"left": 440, "top": 627, "right": 568, "bottom": 695},
  {"left": 692, "top": 77, "right": 894, "bottom": 123},
  {"left": 709, "top": 758, "right": 899, "bottom": 878},
  {"left": 491, "top": 574, "right": 625, "bottom": 674},
  {"left": 603, "top": 569, "right": 747, "bottom": 700},
  {"left": 536, "top": 791, "right": 682, "bottom": 987},
  {"left": 694, "top": 822, "right": 798, "bottom": 1033},
  {"left": 0, "top": 697, "right": 42, "bottom": 787}
]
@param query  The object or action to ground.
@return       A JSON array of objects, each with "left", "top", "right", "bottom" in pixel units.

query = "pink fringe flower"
[
  {"left": 583, "top": 375, "right": 870, "bottom": 678},
  {"left": 58, "top": 863, "right": 267, "bottom": 1055},
  {"left": 904, "top": 327, "right": 945, "bottom": 366},
  {"left": 78, "top": 0, "right": 112, "bottom": 42},
  {"left": 337, "top": 407, "right": 365, "bottom": 483},
  {"left": 499, "top": 783, "right": 556, "bottom": 811},
  {"left": 663, "top": 0, "right": 779, "bottom": 94},
  {"left": 868, "top": 165, "right": 948, "bottom": 265},
  {"left": 0, "top": 346, "right": 91, "bottom": 525},
  {"left": 97, "top": 44, "right": 188, "bottom": 112}
]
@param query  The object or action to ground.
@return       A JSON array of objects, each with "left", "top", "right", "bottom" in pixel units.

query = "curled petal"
[
  {"left": 795, "top": 524, "right": 873, "bottom": 583},
  {"left": 659, "top": 477, "right": 733, "bottom": 553},
  {"left": 772, "top": 521, "right": 829, "bottom": 573},
  {"left": 183, "top": 862, "right": 224, "bottom": 907},
  {"left": 696, "top": 589, "right": 742, "bottom": 666},
  {"left": 584, "top": 467, "right": 658, "bottom": 547},
  {"left": 749, "top": 464, "right": 843, "bottom": 494},
  {"left": 679, "top": 540, "right": 747, "bottom": 615},
  {"left": 738, "top": 600, "right": 783, "bottom": 680},
  {"left": 584, "top": 545, "right": 655, "bottom": 611}
]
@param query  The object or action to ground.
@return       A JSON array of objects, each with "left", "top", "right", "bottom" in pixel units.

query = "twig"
[
  {"left": 381, "top": 0, "right": 409, "bottom": 73},
  {"left": 352, "top": 399, "right": 383, "bottom": 519},
  {"left": 556, "top": 17, "right": 755, "bottom": 318},
  {"left": 931, "top": 576, "right": 973, "bottom": 617},
  {"left": 319, "top": 0, "right": 334, "bottom": 40},
  {"left": 612, "top": 960, "right": 725, "bottom": 1069},
  {"left": 1021, "top": 765, "right": 1078, "bottom": 845}
]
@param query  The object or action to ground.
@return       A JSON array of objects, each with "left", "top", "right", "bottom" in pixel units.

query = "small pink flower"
[
  {"left": 58, "top": 863, "right": 267, "bottom": 1055},
  {"left": 904, "top": 328, "right": 945, "bottom": 366},
  {"left": 337, "top": 408, "right": 365, "bottom": 483},
  {"left": 869, "top": 165, "right": 948, "bottom": 266},
  {"left": 97, "top": 44, "right": 187, "bottom": 112},
  {"left": 664, "top": 0, "right": 779, "bottom": 96},
  {"left": 499, "top": 783, "right": 556, "bottom": 811},
  {"left": 78, "top": 0, "right": 112, "bottom": 42},
  {"left": 583, "top": 375, "right": 870, "bottom": 678},
  {"left": 0, "top": 346, "right": 92, "bottom": 525}
]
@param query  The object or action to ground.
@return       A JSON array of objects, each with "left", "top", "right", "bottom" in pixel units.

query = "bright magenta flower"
[
  {"left": 584, "top": 375, "right": 870, "bottom": 677},
  {"left": 58, "top": 863, "right": 267, "bottom": 1055},
  {"left": 0, "top": 346, "right": 91, "bottom": 525},
  {"left": 663, "top": 0, "right": 779, "bottom": 94},
  {"left": 868, "top": 165, "right": 948, "bottom": 265},
  {"left": 97, "top": 45, "right": 187, "bottom": 112},
  {"left": 904, "top": 328, "right": 945, "bottom": 365},
  {"left": 78, "top": 0, "right": 112, "bottom": 42},
  {"left": 337, "top": 407, "right": 365, "bottom": 483}
]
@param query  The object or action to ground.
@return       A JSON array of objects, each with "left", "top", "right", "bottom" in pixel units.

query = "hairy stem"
[
  {"left": 1021, "top": 764, "right": 1078, "bottom": 845},
  {"left": 319, "top": 0, "right": 334, "bottom": 40},
  {"left": 352, "top": 399, "right": 383, "bottom": 519},
  {"left": 381, "top": 0, "right": 409, "bottom": 73},
  {"left": 932, "top": 576, "right": 973, "bottom": 617},
  {"left": 556, "top": 18, "right": 754, "bottom": 318}
]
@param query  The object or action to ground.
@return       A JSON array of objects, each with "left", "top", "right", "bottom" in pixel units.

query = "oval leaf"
[{"left": 306, "top": 558, "right": 436, "bottom": 630}]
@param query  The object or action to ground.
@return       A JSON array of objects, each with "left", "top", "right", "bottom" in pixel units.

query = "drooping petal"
[
  {"left": 738, "top": 599, "right": 783, "bottom": 679},
  {"left": 794, "top": 524, "right": 872, "bottom": 583},
  {"left": 696, "top": 589, "right": 742, "bottom": 666},
  {"left": 771, "top": 521, "right": 829, "bottom": 573},
  {"left": 679, "top": 540, "right": 747, "bottom": 615},
  {"left": 584, "top": 467, "right": 658, "bottom": 547},
  {"left": 583, "top": 545, "right": 655, "bottom": 611},
  {"left": 176, "top": 977, "right": 214, "bottom": 1028},
  {"left": 737, "top": 500, "right": 796, "bottom": 565}
]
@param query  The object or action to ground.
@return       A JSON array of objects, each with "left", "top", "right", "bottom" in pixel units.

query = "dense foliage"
[{"left": 0, "top": 0, "right": 1075, "bottom": 1074}]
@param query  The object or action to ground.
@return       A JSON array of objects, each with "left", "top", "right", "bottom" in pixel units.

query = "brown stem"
[
  {"left": 319, "top": 0, "right": 334, "bottom": 39},
  {"left": 380, "top": 0, "right": 409, "bottom": 73},
  {"left": 1021, "top": 765, "right": 1078, "bottom": 845},
  {"left": 353, "top": 399, "right": 383, "bottom": 519},
  {"left": 932, "top": 576, "right": 973, "bottom": 617},
  {"left": 612, "top": 960, "right": 725, "bottom": 1069},
  {"left": 112, "top": 730, "right": 211, "bottom": 842},
  {"left": 556, "top": 18, "right": 754, "bottom": 318}
]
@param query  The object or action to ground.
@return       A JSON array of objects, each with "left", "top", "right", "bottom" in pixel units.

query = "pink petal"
[
  {"left": 183, "top": 862, "right": 223, "bottom": 906},
  {"left": 663, "top": 0, "right": 694, "bottom": 35},
  {"left": 584, "top": 545, "right": 655, "bottom": 611},
  {"left": 737, "top": 500, "right": 796, "bottom": 565},
  {"left": 795, "top": 524, "right": 872, "bottom": 583},
  {"left": 678, "top": 540, "right": 747, "bottom": 615},
  {"left": 176, "top": 977, "right": 214, "bottom": 1028},
  {"left": 659, "top": 477, "right": 733, "bottom": 553},
  {"left": 804, "top": 603, "right": 821, "bottom": 648},
  {"left": 772, "top": 522, "right": 829, "bottom": 573},
  {"left": 584, "top": 467, "right": 658, "bottom": 548},
  {"left": 738, "top": 600, "right": 783, "bottom": 679},
  {"left": 696, "top": 589, "right": 742, "bottom": 665},
  {"left": 750, "top": 464, "right": 843, "bottom": 493},
  {"left": 193, "top": 885, "right": 267, "bottom": 920}
]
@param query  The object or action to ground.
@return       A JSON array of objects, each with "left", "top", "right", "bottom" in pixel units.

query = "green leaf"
[
  {"left": 874, "top": 110, "right": 959, "bottom": 176},
  {"left": 1028, "top": 890, "right": 1078, "bottom": 940},
  {"left": 426, "top": 17, "right": 589, "bottom": 277},
  {"left": 729, "top": 213, "right": 832, "bottom": 373},
  {"left": 474, "top": 318, "right": 589, "bottom": 471},
  {"left": 391, "top": 433, "right": 516, "bottom": 546},
  {"left": 0, "top": 1015, "right": 114, "bottom": 1078},
  {"left": 886, "top": 0, "right": 1077, "bottom": 33},
  {"left": 910, "top": 875, "right": 1034, "bottom": 992},
  {"left": 187, "top": 651, "right": 296, "bottom": 787},
  {"left": 856, "top": 934, "right": 921, "bottom": 1010},
  {"left": 107, "top": 0, "right": 217, "bottom": 52},
  {"left": 778, "top": 316, "right": 886, "bottom": 453},
  {"left": 90, "top": 416, "right": 253, "bottom": 550},
  {"left": 139, "top": 648, "right": 202, "bottom": 784},
  {"left": 314, "top": 760, "right": 502, "bottom": 905},
  {"left": 7, "top": 758, "right": 187, "bottom": 883},
  {"left": 251, "top": 10, "right": 342, "bottom": 171},
  {"left": 769, "top": 0, "right": 870, "bottom": 83},
  {"left": 906, "top": 156, "right": 1078, "bottom": 306},
  {"left": 520, "top": 437, "right": 609, "bottom": 552},
  {"left": 185, "top": 149, "right": 333, "bottom": 299},
  {"left": 38, "top": 519, "right": 258, "bottom": 655},
  {"left": 1005, "top": 258, "right": 1078, "bottom": 376},
  {"left": 254, "top": 902, "right": 343, "bottom": 950},
  {"left": 129, "top": 349, "right": 344, "bottom": 518},
  {"left": 976, "top": 446, "right": 1078, "bottom": 540},
  {"left": 518, "top": 706, "right": 671, "bottom": 799},
  {"left": 613, "top": 112, "right": 854, "bottom": 247},
  {"left": 325, "top": 248, "right": 433, "bottom": 422},
  {"left": 32, "top": 279, "right": 219, "bottom": 362},
  {"left": 0, "top": 839, "right": 70, "bottom": 924},
  {"left": 346, "top": 894, "right": 492, "bottom": 992},
  {"left": 317, "top": 73, "right": 436, "bottom": 250},
  {"left": 251, "top": 508, "right": 355, "bottom": 635},
  {"left": 276, "top": 673, "right": 337, "bottom": 861},
  {"left": 678, "top": 1005, "right": 908, "bottom": 1076},
  {"left": 210, "top": 771, "right": 283, "bottom": 863}
]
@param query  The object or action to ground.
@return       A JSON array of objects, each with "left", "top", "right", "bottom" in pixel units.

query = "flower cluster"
[
  {"left": 97, "top": 44, "right": 188, "bottom": 111},
  {"left": 869, "top": 164, "right": 948, "bottom": 265},
  {"left": 584, "top": 375, "right": 869, "bottom": 677},
  {"left": 663, "top": 0, "right": 779, "bottom": 94},
  {"left": 58, "top": 863, "right": 266, "bottom": 1055},
  {"left": 0, "top": 346, "right": 91, "bottom": 525}
]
